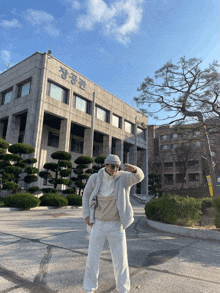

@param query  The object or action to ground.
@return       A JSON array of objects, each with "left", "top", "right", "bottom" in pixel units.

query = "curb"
[
  {"left": 146, "top": 218, "right": 220, "bottom": 241},
  {"left": 0, "top": 206, "right": 82, "bottom": 212}
]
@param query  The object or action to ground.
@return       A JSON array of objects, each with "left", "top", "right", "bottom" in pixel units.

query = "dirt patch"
[{"left": 192, "top": 207, "right": 220, "bottom": 231}]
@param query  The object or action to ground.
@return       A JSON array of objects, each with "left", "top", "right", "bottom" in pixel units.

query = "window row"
[
  {"left": 1, "top": 80, "right": 31, "bottom": 105},
  {"left": 160, "top": 141, "right": 202, "bottom": 150},
  {"left": 1, "top": 79, "right": 146, "bottom": 137},
  {"left": 164, "top": 160, "right": 199, "bottom": 168},
  {"left": 48, "top": 131, "right": 100, "bottom": 156},
  {"left": 160, "top": 131, "right": 200, "bottom": 140},
  {"left": 164, "top": 173, "right": 200, "bottom": 184}
]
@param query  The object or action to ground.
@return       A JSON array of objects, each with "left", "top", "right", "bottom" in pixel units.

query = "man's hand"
[
  {"left": 85, "top": 217, "right": 93, "bottom": 226},
  {"left": 125, "top": 163, "right": 137, "bottom": 173}
]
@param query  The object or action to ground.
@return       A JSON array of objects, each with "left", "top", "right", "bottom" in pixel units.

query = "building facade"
[
  {"left": 148, "top": 123, "right": 220, "bottom": 191},
  {"left": 0, "top": 51, "right": 148, "bottom": 193}
]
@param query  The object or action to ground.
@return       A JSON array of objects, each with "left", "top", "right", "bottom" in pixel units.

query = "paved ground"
[{"left": 0, "top": 197, "right": 220, "bottom": 293}]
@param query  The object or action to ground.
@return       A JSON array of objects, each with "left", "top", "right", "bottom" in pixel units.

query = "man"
[{"left": 83, "top": 154, "right": 144, "bottom": 293}]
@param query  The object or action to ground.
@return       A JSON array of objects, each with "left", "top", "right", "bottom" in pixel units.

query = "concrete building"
[
  {"left": 148, "top": 123, "right": 220, "bottom": 191},
  {"left": 0, "top": 51, "right": 148, "bottom": 193}
]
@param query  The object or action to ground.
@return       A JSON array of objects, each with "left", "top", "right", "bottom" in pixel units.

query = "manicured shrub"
[
  {"left": 40, "top": 193, "right": 68, "bottom": 207},
  {"left": 3, "top": 182, "right": 19, "bottom": 192},
  {"left": 62, "top": 188, "right": 77, "bottom": 194},
  {"left": 27, "top": 186, "right": 40, "bottom": 194},
  {"left": 66, "top": 194, "right": 82, "bottom": 206},
  {"left": 145, "top": 194, "right": 202, "bottom": 226},
  {"left": 213, "top": 198, "right": 220, "bottom": 228},
  {"left": 4, "top": 193, "right": 40, "bottom": 210},
  {"left": 42, "top": 188, "right": 57, "bottom": 193}
]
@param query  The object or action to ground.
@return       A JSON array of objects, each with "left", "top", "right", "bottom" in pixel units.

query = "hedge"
[
  {"left": 4, "top": 193, "right": 40, "bottom": 210},
  {"left": 66, "top": 194, "right": 82, "bottom": 206},
  {"left": 40, "top": 193, "right": 68, "bottom": 207},
  {"left": 145, "top": 194, "right": 202, "bottom": 226}
]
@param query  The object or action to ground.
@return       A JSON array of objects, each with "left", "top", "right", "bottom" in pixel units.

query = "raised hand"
[{"left": 124, "top": 163, "right": 136, "bottom": 173}]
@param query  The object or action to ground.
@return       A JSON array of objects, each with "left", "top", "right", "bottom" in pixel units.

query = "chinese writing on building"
[{"left": 59, "top": 67, "right": 87, "bottom": 90}]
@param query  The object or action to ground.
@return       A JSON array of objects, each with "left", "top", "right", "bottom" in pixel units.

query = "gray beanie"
[{"left": 104, "top": 154, "right": 121, "bottom": 165}]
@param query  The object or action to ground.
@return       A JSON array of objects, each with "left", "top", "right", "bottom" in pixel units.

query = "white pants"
[{"left": 83, "top": 219, "right": 130, "bottom": 293}]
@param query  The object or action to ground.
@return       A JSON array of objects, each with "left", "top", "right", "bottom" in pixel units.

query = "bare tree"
[
  {"left": 173, "top": 143, "right": 194, "bottom": 189},
  {"left": 134, "top": 57, "right": 220, "bottom": 196}
]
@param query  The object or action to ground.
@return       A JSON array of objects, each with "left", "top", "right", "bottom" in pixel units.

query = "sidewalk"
[{"left": 0, "top": 197, "right": 220, "bottom": 292}]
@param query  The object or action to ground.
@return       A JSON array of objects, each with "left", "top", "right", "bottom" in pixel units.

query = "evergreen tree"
[
  {"left": 72, "top": 155, "right": 94, "bottom": 195},
  {"left": 39, "top": 151, "right": 72, "bottom": 191}
]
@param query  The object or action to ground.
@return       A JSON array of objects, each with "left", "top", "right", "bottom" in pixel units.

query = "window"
[
  {"left": 47, "top": 81, "right": 68, "bottom": 104},
  {"left": 171, "top": 144, "right": 179, "bottom": 149},
  {"left": 112, "top": 114, "right": 121, "bottom": 128},
  {"left": 171, "top": 133, "right": 178, "bottom": 139},
  {"left": 48, "top": 132, "right": 59, "bottom": 148},
  {"left": 125, "top": 121, "right": 133, "bottom": 134},
  {"left": 18, "top": 80, "right": 31, "bottom": 98},
  {"left": 160, "top": 145, "right": 169, "bottom": 150},
  {"left": 137, "top": 127, "right": 145, "bottom": 139},
  {"left": 188, "top": 173, "right": 200, "bottom": 182},
  {"left": 160, "top": 135, "right": 169, "bottom": 140},
  {"left": 176, "top": 174, "right": 186, "bottom": 183},
  {"left": 1, "top": 89, "right": 13, "bottom": 105},
  {"left": 194, "top": 141, "right": 202, "bottom": 147},
  {"left": 164, "top": 162, "right": 173, "bottom": 168},
  {"left": 75, "top": 96, "right": 90, "bottom": 114},
  {"left": 188, "top": 160, "right": 199, "bottom": 167},
  {"left": 209, "top": 128, "right": 217, "bottom": 133},
  {"left": 176, "top": 161, "right": 184, "bottom": 167},
  {"left": 93, "top": 145, "right": 99, "bottom": 157},
  {"left": 96, "top": 106, "right": 108, "bottom": 122},
  {"left": 71, "top": 139, "right": 83, "bottom": 153},
  {"left": 164, "top": 174, "right": 173, "bottom": 185},
  {"left": 193, "top": 131, "right": 200, "bottom": 136},
  {"left": 18, "top": 134, "right": 24, "bottom": 143}
]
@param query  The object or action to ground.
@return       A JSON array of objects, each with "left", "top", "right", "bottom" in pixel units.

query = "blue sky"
[{"left": 0, "top": 0, "right": 219, "bottom": 125}]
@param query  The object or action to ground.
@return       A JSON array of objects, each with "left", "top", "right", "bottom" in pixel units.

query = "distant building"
[
  {"left": 148, "top": 122, "right": 220, "bottom": 191},
  {"left": 0, "top": 51, "right": 148, "bottom": 193}
]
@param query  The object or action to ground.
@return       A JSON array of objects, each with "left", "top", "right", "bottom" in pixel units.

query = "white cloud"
[
  {"left": 23, "top": 9, "right": 60, "bottom": 37},
  {"left": 76, "top": 0, "right": 144, "bottom": 44},
  {"left": 0, "top": 18, "right": 22, "bottom": 28},
  {"left": 1, "top": 50, "right": 10, "bottom": 63}
]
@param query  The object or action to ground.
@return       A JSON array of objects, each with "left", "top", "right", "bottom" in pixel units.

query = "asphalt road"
[{"left": 0, "top": 197, "right": 220, "bottom": 293}]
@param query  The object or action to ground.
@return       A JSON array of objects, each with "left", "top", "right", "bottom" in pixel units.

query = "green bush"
[
  {"left": 0, "top": 197, "right": 5, "bottom": 207},
  {"left": 4, "top": 193, "right": 40, "bottom": 210},
  {"left": 40, "top": 193, "right": 68, "bottom": 207},
  {"left": 201, "top": 197, "right": 214, "bottom": 213},
  {"left": 42, "top": 188, "right": 57, "bottom": 194},
  {"left": 27, "top": 186, "right": 40, "bottom": 194},
  {"left": 62, "top": 188, "right": 77, "bottom": 194},
  {"left": 213, "top": 198, "right": 220, "bottom": 228},
  {"left": 145, "top": 194, "right": 202, "bottom": 226},
  {"left": 66, "top": 194, "right": 82, "bottom": 206},
  {"left": 3, "top": 182, "right": 19, "bottom": 192}
]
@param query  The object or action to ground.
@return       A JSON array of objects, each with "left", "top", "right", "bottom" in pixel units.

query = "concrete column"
[
  {"left": 115, "top": 139, "right": 124, "bottom": 166},
  {"left": 129, "top": 145, "right": 137, "bottom": 166},
  {"left": 140, "top": 149, "right": 148, "bottom": 195},
  {"left": 83, "top": 128, "right": 93, "bottom": 157},
  {"left": 24, "top": 108, "right": 37, "bottom": 146},
  {"left": 32, "top": 109, "right": 45, "bottom": 170},
  {"left": 102, "top": 135, "right": 112, "bottom": 156},
  {"left": 59, "top": 118, "right": 71, "bottom": 152},
  {"left": 129, "top": 145, "right": 137, "bottom": 195},
  {"left": 5, "top": 114, "right": 20, "bottom": 144}
]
